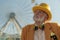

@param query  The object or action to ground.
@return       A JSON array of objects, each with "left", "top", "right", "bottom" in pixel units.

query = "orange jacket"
[{"left": 21, "top": 23, "right": 60, "bottom": 40}]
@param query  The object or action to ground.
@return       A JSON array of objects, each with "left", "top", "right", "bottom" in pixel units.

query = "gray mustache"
[{"left": 34, "top": 16, "right": 45, "bottom": 22}]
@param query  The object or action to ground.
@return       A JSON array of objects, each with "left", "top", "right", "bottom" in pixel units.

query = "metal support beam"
[{"left": 1, "top": 12, "right": 22, "bottom": 35}]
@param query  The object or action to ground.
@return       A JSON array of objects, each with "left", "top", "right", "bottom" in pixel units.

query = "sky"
[{"left": 0, "top": 0, "right": 60, "bottom": 34}]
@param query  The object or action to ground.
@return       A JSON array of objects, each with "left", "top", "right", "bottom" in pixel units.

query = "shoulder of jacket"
[
  {"left": 45, "top": 22, "right": 58, "bottom": 25},
  {"left": 22, "top": 24, "right": 34, "bottom": 30}
]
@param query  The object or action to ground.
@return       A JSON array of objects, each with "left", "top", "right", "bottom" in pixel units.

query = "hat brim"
[{"left": 32, "top": 6, "right": 52, "bottom": 21}]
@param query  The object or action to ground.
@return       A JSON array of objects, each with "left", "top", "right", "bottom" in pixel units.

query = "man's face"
[{"left": 33, "top": 10, "right": 48, "bottom": 24}]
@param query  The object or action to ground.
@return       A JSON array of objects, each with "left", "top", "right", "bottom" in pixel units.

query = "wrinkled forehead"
[
  {"left": 34, "top": 9, "right": 48, "bottom": 16},
  {"left": 34, "top": 10, "right": 43, "bottom": 13}
]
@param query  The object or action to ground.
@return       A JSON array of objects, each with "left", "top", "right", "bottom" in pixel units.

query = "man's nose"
[{"left": 38, "top": 14, "right": 44, "bottom": 17}]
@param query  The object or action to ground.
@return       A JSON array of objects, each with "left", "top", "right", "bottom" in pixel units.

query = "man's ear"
[
  {"left": 33, "top": 15, "right": 36, "bottom": 21},
  {"left": 45, "top": 16, "right": 48, "bottom": 21}
]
